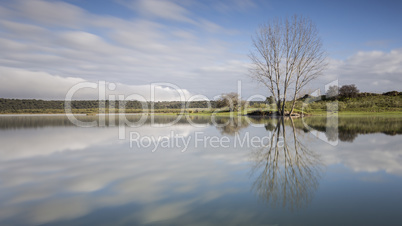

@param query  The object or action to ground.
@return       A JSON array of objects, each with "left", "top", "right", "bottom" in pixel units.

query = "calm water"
[{"left": 0, "top": 114, "right": 401, "bottom": 225}]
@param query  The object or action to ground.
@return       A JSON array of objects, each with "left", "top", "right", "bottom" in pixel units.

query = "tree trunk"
[
  {"left": 276, "top": 99, "right": 281, "bottom": 115},
  {"left": 289, "top": 99, "right": 297, "bottom": 115}
]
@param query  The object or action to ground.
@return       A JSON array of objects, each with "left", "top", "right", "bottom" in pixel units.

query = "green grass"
[{"left": 1, "top": 95, "right": 400, "bottom": 115}]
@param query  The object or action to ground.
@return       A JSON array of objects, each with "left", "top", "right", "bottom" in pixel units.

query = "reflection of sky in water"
[{"left": 0, "top": 115, "right": 401, "bottom": 225}]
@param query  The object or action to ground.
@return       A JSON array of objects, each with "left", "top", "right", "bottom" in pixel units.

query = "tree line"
[
  {"left": 325, "top": 84, "right": 401, "bottom": 99},
  {"left": 0, "top": 98, "right": 264, "bottom": 113}
]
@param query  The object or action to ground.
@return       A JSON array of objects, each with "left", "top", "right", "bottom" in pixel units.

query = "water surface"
[{"left": 0, "top": 115, "right": 401, "bottom": 225}]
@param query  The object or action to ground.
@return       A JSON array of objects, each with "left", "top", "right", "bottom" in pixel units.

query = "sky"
[{"left": 0, "top": 0, "right": 401, "bottom": 100}]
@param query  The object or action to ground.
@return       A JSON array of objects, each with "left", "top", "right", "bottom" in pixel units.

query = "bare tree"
[
  {"left": 249, "top": 15, "right": 327, "bottom": 115},
  {"left": 216, "top": 92, "right": 246, "bottom": 112},
  {"left": 326, "top": 85, "right": 339, "bottom": 98}
]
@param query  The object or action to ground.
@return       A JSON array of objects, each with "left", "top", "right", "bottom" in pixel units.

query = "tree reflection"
[
  {"left": 301, "top": 116, "right": 402, "bottom": 142},
  {"left": 250, "top": 117, "right": 324, "bottom": 210},
  {"left": 214, "top": 117, "right": 250, "bottom": 135}
]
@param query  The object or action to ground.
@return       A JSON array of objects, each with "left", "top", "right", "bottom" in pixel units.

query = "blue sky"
[{"left": 0, "top": 0, "right": 401, "bottom": 100}]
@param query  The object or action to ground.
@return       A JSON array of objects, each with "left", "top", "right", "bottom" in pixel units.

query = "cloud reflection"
[{"left": 0, "top": 115, "right": 401, "bottom": 224}]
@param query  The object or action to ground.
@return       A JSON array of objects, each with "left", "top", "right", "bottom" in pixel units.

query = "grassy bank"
[{"left": 0, "top": 95, "right": 400, "bottom": 115}]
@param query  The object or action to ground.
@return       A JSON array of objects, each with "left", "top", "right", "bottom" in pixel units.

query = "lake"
[{"left": 0, "top": 114, "right": 401, "bottom": 225}]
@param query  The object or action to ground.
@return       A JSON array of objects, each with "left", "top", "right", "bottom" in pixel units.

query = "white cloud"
[
  {"left": 213, "top": 0, "right": 257, "bottom": 13},
  {"left": 320, "top": 48, "right": 402, "bottom": 92},
  {"left": 0, "top": 66, "right": 86, "bottom": 99},
  {"left": 0, "top": 0, "right": 258, "bottom": 99},
  {"left": 130, "top": 0, "right": 195, "bottom": 24},
  {"left": 0, "top": 0, "right": 400, "bottom": 101},
  {"left": 0, "top": 66, "right": 193, "bottom": 100},
  {"left": 11, "top": 0, "right": 87, "bottom": 28},
  {"left": 0, "top": 20, "right": 46, "bottom": 37}
]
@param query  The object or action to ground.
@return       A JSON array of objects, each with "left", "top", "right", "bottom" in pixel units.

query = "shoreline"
[{"left": 1, "top": 111, "right": 401, "bottom": 116}]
